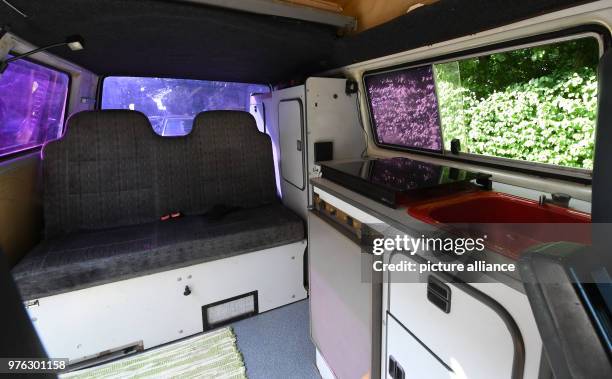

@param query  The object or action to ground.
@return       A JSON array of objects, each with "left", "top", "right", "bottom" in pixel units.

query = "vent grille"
[{"left": 202, "top": 291, "right": 258, "bottom": 330}]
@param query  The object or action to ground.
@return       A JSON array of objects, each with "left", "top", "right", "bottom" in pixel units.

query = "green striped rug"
[{"left": 61, "top": 327, "right": 246, "bottom": 379}]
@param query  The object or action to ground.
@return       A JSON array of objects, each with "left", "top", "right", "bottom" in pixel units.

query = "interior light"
[
  {"left": 0, "top": 34, "right": 85, "bottom": 74},
  {"left": 66, "top": 35, "right": 84, "bottom": 51}
]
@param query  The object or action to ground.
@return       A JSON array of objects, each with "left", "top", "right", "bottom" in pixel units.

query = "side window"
[
  {"left": 101, "top": 77, "right": 270, "bottom": 136},
  {"left": 435, "top": 37, "right": 599, "bottom": 170},
  {"left": 364, "top": 35, "right": 601, "bottom": 171},
  {"left": 0, "top": 57, "right": 70, "bottom": 157},
  {"left": 365, "top": 65, "right": 443, "bottom": 153}
]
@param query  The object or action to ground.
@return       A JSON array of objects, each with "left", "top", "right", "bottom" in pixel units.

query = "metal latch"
[
  {"left": 427, "top": 276, "right": 451, "bottom": 313},
  {"left": 24, "top": 299, "right": 39, "bottom": 308}
]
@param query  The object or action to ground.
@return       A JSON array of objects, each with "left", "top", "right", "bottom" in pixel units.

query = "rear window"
[
  {"left": 101, "top": 77, "right": 269, "bottom": 136},
  {"left": 0, "top": 57, "right": 69, "bottom": 157},
  {"left": 364, "top": 35, "right": 601, "bottom": 171}
]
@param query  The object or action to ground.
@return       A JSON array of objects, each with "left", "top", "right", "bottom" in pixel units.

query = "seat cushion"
[
  {"left": 43, "top": 110, "right": 159, "bottom": 238},
  {"left": 12, "top": 204, "right": 304, "bottom": 300}
]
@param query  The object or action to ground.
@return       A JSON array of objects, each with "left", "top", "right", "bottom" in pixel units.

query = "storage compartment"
[
  {"left": 26, "top": 241, "right": 307, "bottom": 362},
  {"left": 386, "top": 315, "right": 451, "bottom": 379},
  {"left": 308, "top": 195, "right": 382, "bottom": 379},
  {"left": 388, "top": 254, "right": 522, "bottom": 379}
]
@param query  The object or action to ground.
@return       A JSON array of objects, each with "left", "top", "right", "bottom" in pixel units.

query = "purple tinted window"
[
  {"left": 365, "top": 65, "right": 442, "bottom": 152},
  {"left": 101, "top": 77, "right": 269, "bottom": 136},
  {"left": 0, "top": 57, "right": 69, "bottom": 157}
]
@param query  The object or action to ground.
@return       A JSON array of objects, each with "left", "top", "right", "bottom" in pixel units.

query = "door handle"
[
  {"left": 427, "top": 276, "right": 451, "bottom": 313},
  {"left": 297, "top": 140, "right": 303, "bottom": 151},
  {"left": 388, "top": 355, "right": 405, "bottom": 379}
]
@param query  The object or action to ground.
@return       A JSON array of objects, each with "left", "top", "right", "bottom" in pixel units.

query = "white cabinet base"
[{"left": 27, "top": 241, "right": 308, "bottom": 363}]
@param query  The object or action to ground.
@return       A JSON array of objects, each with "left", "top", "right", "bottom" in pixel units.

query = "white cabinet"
[
  {"left": 387, "top": 254, "right": 520, "bottom": 379},
  {"left": 308, "top": 206, "right": 379, "bottom": 379},
  {"left": 386, "top": 315, "right": 451, "bottom": 379}
]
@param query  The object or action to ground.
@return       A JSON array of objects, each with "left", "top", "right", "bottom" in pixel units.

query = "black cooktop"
[{"left": 320, "top": 157, "right": 490, "bottom": 207}]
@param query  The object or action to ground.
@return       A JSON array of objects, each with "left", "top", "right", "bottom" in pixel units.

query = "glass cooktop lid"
[{"left": 321, "top": 157, "right": 486, "bottom": 193}]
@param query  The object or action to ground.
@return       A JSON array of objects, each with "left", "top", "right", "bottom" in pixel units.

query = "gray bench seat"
[
  {"left": 12, "top": 204, "right": 304, "bottom": 300},
  {"left": 12, "top": 110, "right": 303, "bottom": 300}
]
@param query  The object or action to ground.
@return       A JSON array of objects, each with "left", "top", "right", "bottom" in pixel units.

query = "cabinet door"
[
  {"left": 278, "top": 99, "right": 305, "bottom": 190},
  {"left": 308, "top": 211, "right": 376, "bottom": 379},
  {"left": 386, "top": 315, "right": 451, "bottom": 379},
  {"left": 388, "top": 255, "right": 519, "bottom": 379}
]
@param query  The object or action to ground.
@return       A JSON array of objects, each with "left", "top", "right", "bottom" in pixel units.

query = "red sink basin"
[{"left": 408, "top": 191, "right": 591, "bottom": 260}]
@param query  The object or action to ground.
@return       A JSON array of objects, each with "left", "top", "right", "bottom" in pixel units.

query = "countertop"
[{"left": 310, "top": 177, "right": 526, "bottom": 293}]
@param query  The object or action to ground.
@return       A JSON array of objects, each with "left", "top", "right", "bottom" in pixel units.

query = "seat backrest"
[
  {"left": 43, "top": 110, "right": 159, "bottom": 237},
  {"left": 43, "top": 110, "right": 278, "bottom": 236},
  {"left": 156, "top": 111, "right": 278, "bottom": 215}
]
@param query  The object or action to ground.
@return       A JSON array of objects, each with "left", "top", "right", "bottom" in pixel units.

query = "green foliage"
[{"left": 435, "top": 38, "right": 599, "bottom": 169}]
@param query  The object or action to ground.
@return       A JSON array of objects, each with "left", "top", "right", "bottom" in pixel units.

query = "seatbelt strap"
[{"left": 161, "top": 211, "right": 182, "bottom": 221}]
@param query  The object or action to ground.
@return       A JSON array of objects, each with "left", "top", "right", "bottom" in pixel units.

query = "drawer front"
[
  {"left": 388, "top": 253, "right": 522, "bottom": 379},
  {"left": 386, "top": 315, "right": 451, "bottom": 379}
]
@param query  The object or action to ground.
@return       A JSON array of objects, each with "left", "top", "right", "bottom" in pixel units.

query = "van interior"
[{"left": 0, "top": 0, "right": 611, "bottom": 378}]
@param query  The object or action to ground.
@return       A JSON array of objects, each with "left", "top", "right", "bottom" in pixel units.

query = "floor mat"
[
  {"left": 232, "top": 300, "right": 319, "bottom": 379},
  {"left": 61, "top": 327, "right": 246, "bottom": 379}
]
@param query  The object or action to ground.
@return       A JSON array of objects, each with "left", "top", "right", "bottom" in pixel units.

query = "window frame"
[
  {"left": 0, "top": 52, "right": 72, "bottom": 160},
  {"left": 362, "top": 25, "right": 611, "bottom": 184}
]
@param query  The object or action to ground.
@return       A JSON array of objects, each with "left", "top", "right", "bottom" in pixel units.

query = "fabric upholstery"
[
  {"left": 43, "top": 110, "right": 159, "bottom": 238},
  {"left": 14, "top": 109, "right": 303, "bottom": 300},
  {"left": 13, "top": 204, "right": 304, "bottom": 300},
  {"left": 156, "top": 111, "right": 278, "bottom": 215}
]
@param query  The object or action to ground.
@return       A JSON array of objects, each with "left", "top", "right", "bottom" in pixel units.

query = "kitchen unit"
[{"left": 306, "top": 157, "right": 590, "bottom": 378}]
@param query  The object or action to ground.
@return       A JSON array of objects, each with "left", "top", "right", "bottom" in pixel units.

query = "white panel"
[
  {"left": 305, "top": 77, "right": 366, "bottom": 205},
  {"left": 265, "top": 85, "right": 308, "bottom": 219},
  {"left": 259, "top": 94, "right": 282, "bottom": 197},
  {"left": 279, "top": 99, "right": 305, "bottom": 190},
  {"left": 314, "top": 187, "right": 382, "bottom": 224},
  {"left": 389, "top": 254, "right": 515, "bottom": 379},
  {"left": 308, "top": 212, "right": 373, "bottom": 379},
  {"left": 470, "top": 282, "right": 543, "bottom": 379},
  {"left": 386, "top": 316, "right": 451, "bottom": 379},
  {"left": 266, "top": 79, "right": 367, "bottom": 219},
  {"left": 27, "top": 241, "right": 307, "bottom": 362}
]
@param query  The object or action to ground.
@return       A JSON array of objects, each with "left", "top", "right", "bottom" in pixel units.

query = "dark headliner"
[{"left": 1, "top": 0, "right": 596, "bottom": 84}]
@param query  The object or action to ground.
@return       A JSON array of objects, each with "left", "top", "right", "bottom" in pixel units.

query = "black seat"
[
  {"left": 12, "top": 204, "right": 303, "bottom": 299},
  {"left": 12, "top": 110, "right": 304, "bottom": 300}
]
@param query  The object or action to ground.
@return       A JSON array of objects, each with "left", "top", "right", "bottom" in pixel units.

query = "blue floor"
[{"left": 232, "top": 300, "right": 320, "bottom": 379}]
